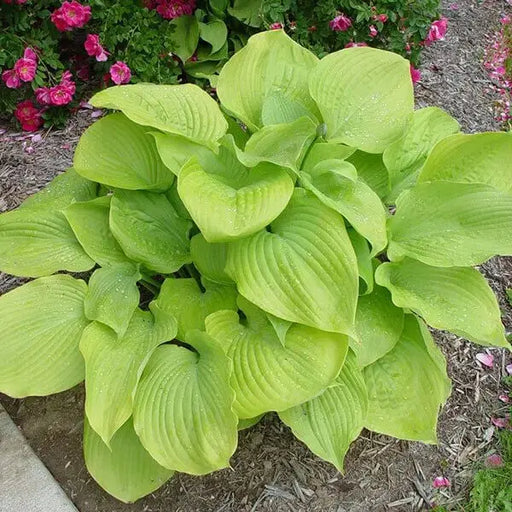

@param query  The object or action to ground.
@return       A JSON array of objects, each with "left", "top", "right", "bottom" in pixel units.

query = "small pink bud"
[
  {"left": 485, "top": 454, "right": 504, "bottom": 467},
  {"left": 433, "top": 476, "right": 450, "bottom": 488}
]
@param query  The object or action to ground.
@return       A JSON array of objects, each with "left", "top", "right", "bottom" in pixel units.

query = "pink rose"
[
  {"left": 49, "top": 84, "right": 74, "bottom": 106},
  {"left": 2, "top": 69, "right": 21, "bottom": 89},
  {"left": 378, "top": 14, "right": 388, "bottom": 23},
  {"left": 14, "top": 57, "right": 37, "bottom": 82},
  {"left": 329, "top": 14, "right": 352, "bottom": 32},
  {"left": 155, "top": 0, "right": 196, "bottom": 19},
  {"left": 269, "top": 22, "right": 283, "bottom": 30},
  {"left": 84, "top": 34, "right": 109, "bottom": 62},
  {"left": 109, "top": 61, "right": 131, "bottom": 85},
  {"left": 51, "top": 1, "right": 91, "bottom": 31},
  {"left": 369, "top": 25, "right": 378, "bottom": 38},
  {"left": 425, "top": 17, "right": 448, "bottom": 46},
  {"left": 14, "top": 100, "right": 43, "bottom": 132}
]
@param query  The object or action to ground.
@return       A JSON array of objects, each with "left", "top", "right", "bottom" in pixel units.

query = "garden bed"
[{"left": 1, "top": 1, "right": 511, "bottom": 511}]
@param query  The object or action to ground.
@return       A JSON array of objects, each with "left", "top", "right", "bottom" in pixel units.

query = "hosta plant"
[{"left": 1, "top": 30, "right": 511, "bottom": 502}]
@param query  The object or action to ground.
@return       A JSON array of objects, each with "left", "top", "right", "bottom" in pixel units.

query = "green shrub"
[{"left": 0, "top": 30, "right": 510, "bottom": 502}]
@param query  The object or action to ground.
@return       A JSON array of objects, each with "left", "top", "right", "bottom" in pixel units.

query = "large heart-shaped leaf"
[
  {"left": 0, "top": 275, "right": 88, "bottom": 397},
  {"left": 310, "top": 47, "right": 414, "bottom": 153},
  {"left": 419, "top": 132, "right": 512, "bottom": 193},
  {"left": 90, "top": 84, "right": 227, "bottom": 148},
  {"left": 20, "top": 167, "right": 97, "bottom": 209},
  {"left": 199, "top": 18, "right": 228, "bottom": 53},
  {"left": 225, "top": 188, "right": 358, "bottom": 335},
  {"left": 155, "top": 277, "right": 237, "bottom": 340},
  {"left": 110, "top": 190, "right": 192, "bottom": 273},
  {"left": 217, "top": 30, "right": 319, "bottom": 131},
  {"left": 177, "top": 158, "right": 294, "bottom": 242},
  {"left": 74, "top": 113, "right": 173, "bottom": 190},
  {"left": 364, "top": 315, "right": 451, "bottom": 443},
  {"left": 375, "top": 258, "right": 509, "bottom": 348},
  {"left": 81, "top": 307, "right": 177, "bottom": 446},
  {"left": 84, "top": 418, "right": 173, "bottom": 503},
  {"left": 0, "top": 206, "right": 94, "bottom": 278},
  {"left": 300, "top": 160, "right": 387, "bottom": 255},
  {"left": 388, "top": 182, "right": 512, "bottom": 267},
  {"left": 383, "top": 107, "right": 460, "bottom": 201},
  {"left": 64, "top": 196, "right": 130, "bottom": 267},
  {"left": 351, "top": 283, "right": 404, "bottom": 367},
  {"left": 205, "top": 300, "right": 348, "bottom": 418},
  {"left": 84, "top": 263, "right": 141, "bottom": 337},
  {"left": 133, "top": 331, "right": 238, "bottom": 475},
  {"left": 278, "top": 351, "right": 368, "bottom": 472}
]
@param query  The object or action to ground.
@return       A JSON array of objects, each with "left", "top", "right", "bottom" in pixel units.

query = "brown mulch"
[{"left": 1, "top": 1, "right": 511, "bottom": 511}]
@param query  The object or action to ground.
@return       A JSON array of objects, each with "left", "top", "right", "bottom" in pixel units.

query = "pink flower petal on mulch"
[
  {"left": 491, "top": 417, "right": 510, "bottom": 428},
  {"left": 31, "top": 134, "right": 42, "bottom": 143},
  {"left": 499, "top": 394, "right": 510, "bottom": 403},
  {"left": 476, "top": 352, "right": 494, "bottom": 368},
  {"left": 485, "top": 454, "right": 504, "bottom": 467},
  {"left": 433, "top": 476, "right": 450, "bottom": 488},
  {"left": 506, "top": 363, "right": 512, "bottom": 375},
  {"left": 91, "top": 110, "right": 103, "bottom": 119}
]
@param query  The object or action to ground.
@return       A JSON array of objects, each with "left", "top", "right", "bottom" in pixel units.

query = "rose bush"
[{"left": 0, "top": 0, "right": 446, "bottom": 131}]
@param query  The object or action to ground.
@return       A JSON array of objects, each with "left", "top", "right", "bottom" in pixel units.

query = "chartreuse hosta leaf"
[
  {"left": 84, "top": 263, "right": 141, "bottom": 337},
  {"left": 226, "top": 188, "right": 358, "bottom": 335},
  {"left": 346, "top": 151, "right": 390, "bottom": 200},
  {"left": 301, "top": 142, "right": 356, "bottom": 172},
  {"left": 375, "top": 258, "right": 509, "bottom": 348},
  {"left": 64, "top": 196, "right": 130, "bottom": 267},
  {"left": 217, "top": 30, "right": 320, "bottom": 130},
  {"left": 177, "top": 157, "right": 294, "bottom": 242},
  {"left": 0, "top": 275, "right": 88, "bottom": 397},
  {"left": 310, "top": 47, "right": 414, "bottom": 153},
  {"left": 110, "top": 190, "right": 192, "bottom": 273},
  {"left": 235, "top": 116, "right": 317, "bottom": 172},
  {"left": 348, "top": 229, "right": 374, "bottom": 295},
  {"left": 351, "top": 283, "right": 404, "bottom": 367},
  {"left": 133, "top": 330, "right": 238, "bottom": 475},
  {"left": 205, "top": 298, "right": 348, "bottom": 418},
  {"left": 90, "top": 83, "right": 228, "bottom": 148},
  {"left": 278, "top": 351, "right": 368, "bottom": 472},
  {"left": 238, "top": 415, "right": 264, "bottom": 431},
  {"left": 74, "top": 113, "right": 173, "bottom": 191},
  {"left": 190, "top": 233, "right": 233, "bottom": 285},
  {"left": 299, "top": 159, "right": 387, "bottom": 255},
  {"left": 383, "top": 107, "right": 460, "bottom": 201},
  {"left": 20, "top": 167, "right": 97, "bottom": 209},
  {"left": 388, "top": 182, "right": 512, "bottom": 267},
  {"left": 155, "top": 277, "right": 237, "bottom": 340},
  {"left": 84, "top": 418, "right": 173, "bottom": 503},
  {"left": 0, "top": 204, "right": 94, "bottom": 278},
  {"left": 364, "top": 315, "right": 451, "bottom": 443},
  {"left": 419, "top": 132, "right": 512, "bottom": 193},
  {"left": 81, "top": 307, "right": 177, "bottom": 446}
]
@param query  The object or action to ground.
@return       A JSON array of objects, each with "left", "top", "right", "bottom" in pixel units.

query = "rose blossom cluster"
[
  {"left": 14, "top": 100, "right": 43, "bottom": 132},
  {"left": 2, "top": 47, "right": 38, "bottom": 89},
  {"left": 144, "top": 0, "right": 196, "bottom": 19},
  {"left": 35, "top": 71, "right": 77, "bottom": 107},
  {"left": 2, "top": 0, "right": 27, "bottom": 4},
  {"left": 484, "top": 15, "right": 512, "bottom": 124}
]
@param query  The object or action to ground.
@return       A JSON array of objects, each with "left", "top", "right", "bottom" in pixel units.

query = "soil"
[{"left": 1, "top": 1, "right": 512, "bottom": 511}]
